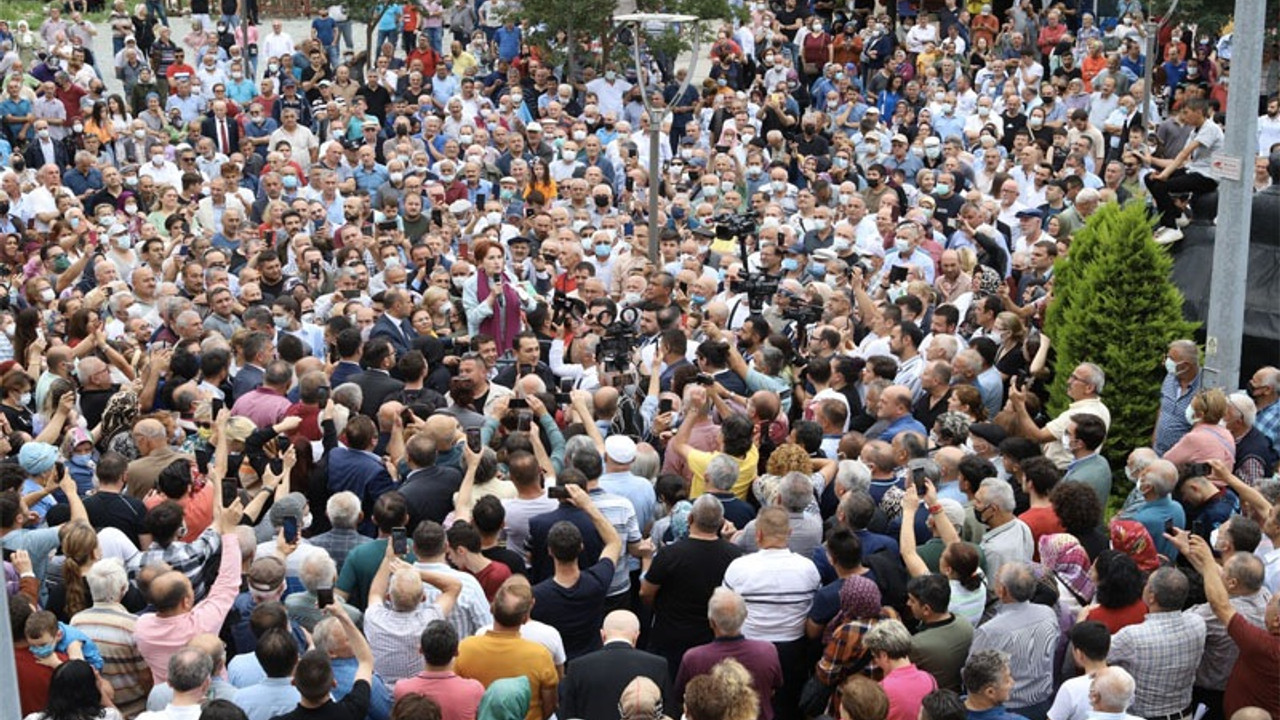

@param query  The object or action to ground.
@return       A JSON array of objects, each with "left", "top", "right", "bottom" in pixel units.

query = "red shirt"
[
  {"left": 284, "top": 402, "right": 323, "bottom": 442},
  {"left": 16, "top": 649, "right": 66, "bottom": 715},
  {"left": 472, "top": 560, "right": 512, "bottom": 602},
  {"left": 56, "top": 84, "right": 87, "bottom": 121},
  {"left": 1017, "top": 506, "right": 1065, "bottom": 560},
  {"left": 1225, "top": 613, "right": 1280, "bottom": 718},
  {"left": 1086, "top": 599, "right": 1148, "bottom": 634}
]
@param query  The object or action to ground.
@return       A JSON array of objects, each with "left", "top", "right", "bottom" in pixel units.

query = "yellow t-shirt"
[
  {"left": 686, "top": 446, "right": 759, "bottom": 500},
  {"left": 457, "top": 629, "right": 558, "bottom": 720}
]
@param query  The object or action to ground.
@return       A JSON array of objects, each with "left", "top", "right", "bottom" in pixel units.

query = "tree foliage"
[
  {"left": 1147, "top": 0, "right": 1280, "bottom": 36},
  {"left": 1043, "top": 201, "right": 1198, "bottom": 493}
]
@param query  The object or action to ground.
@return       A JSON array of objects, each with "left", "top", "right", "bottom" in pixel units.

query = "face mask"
[
  {"left": 37, "top": 128, "right": 51, "bottom": 140},
  {"left": 511, "top": 94, "right": 523, "bottom": 104},
  {"left": 561, "top": 150, "right": 576, "bottom": 163},
  {"left": 486, "top": 212, "right": 502, "bottom": 226},
  {"left": 283, "top": 176, "right": 298, "bottom": 189},
  {"left": 73, "top": 123, "right": 84, "bottom": 133},
  {"left": 53, "top": 252, "right": 71, "bottom": 272},
  {"left": 895, "top": 238, "right": 913, "bottom": 255},
  {"left": 935, "top": 183, "right": 951, "bottom": 196},
  {"left": 274, "top": 315, "right": 291, "bottom": 330},
  {"left": 269, "top": 63, "right": 280, "bottom": 73},
  {"left": 1029, "top": 117, "right": 1044, "bottom": 129},
  {"left": 761, "top": 216, "right": 780, "bottom": 229},
  {"left": 807, "top": 262, "right": 824, "bottom": 277},
  {"left": 911, "top": 146, "right": 925, "bottom": 158},
  {"left": 702, "top": 184, "right": 718, "bottom": 197},
  {"left": 115, "top": 235, "right": 132, "bottom": 250},
  {"left": 833, "top": 157, "right": 848, "bottom": 169},
  {"left": 1185, "top": 404, "right": 1198, "bottom": 425},
  {"left": 605, "top": 71, "right": 617, "bottom": 81},
  {"left": 781, "top": 258, "right": 799, "bottom": 272},
  {"left": 594, "top": 242, "right": 612, "bottom": 257},
  {"left": 572, "top": 220, "right": 589, "bottom": 234},
  {"left": 30, "top": 642, "right": 55, "bottom": 659},
  {"left": 672, "top": 206, "right": 686, "bottom": 220},
  {"left": 20, "top": 392, "right": 32, "bottom": 406},
  {"left": 811, "top": 219, "right": 827, "bottom": 232},
  {"left": 500, "top": 188, "right": 515, "bottom": 201},
  {"left": 746, "top": 165, "right": 763, "bottom": 179},
  {"left": 941, "top": 103, "right": 954, "bottom": 115},
  {"left": 1164, "top": 357, "right": 1179, "bottom": 375},
  {"left": 925, "top": 146, "right": 941, "bottom": 159},
  {"left": 623, "top": 292, "right": 641, "bottom": 306},
  {"left": 153, "top": 155, "right": 165, "bottom": 166},
  {"left": 978, "top": 107, "right": 990, "bottom": 117},
  {"left": 452, "top": 275, "right": 468, "bottom": 289},
  {"left": 770, "top": 180, "right": 786, "bottom": 193}
]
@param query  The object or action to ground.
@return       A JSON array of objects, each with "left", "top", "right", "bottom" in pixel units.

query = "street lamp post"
[{"left": 615, "top": 13, "right": 701, "bottom": 264}]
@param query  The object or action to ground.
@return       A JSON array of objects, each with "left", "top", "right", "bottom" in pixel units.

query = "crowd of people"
[{"left": 0, "top": 2, "right": 1279, "bottom": 720}]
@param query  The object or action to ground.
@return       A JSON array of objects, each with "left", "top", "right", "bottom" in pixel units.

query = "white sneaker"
[
  {"left": 1154, "top": 227, "right": 1184, "bottom": 245},
  {"left": 1175, "top": 214, "right": 1191, "bottom": 229}
]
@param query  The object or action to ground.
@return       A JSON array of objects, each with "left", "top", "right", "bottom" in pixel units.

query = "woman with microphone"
[{"left": 462, "top": 238, "right": 537, "bottom": 355}]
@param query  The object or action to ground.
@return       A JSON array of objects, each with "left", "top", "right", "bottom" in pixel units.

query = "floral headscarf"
[
  {"left": 1109, "top": 519, "right": 1161, "bottom": 572},
  {"left": 1039, "top": 533, "right": 1095, "bottom": 602},
  {"left": 823, "top": 574, "right": 883, "bottom": 643}
]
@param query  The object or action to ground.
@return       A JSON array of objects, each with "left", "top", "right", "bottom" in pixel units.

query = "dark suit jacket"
[
  {"left": 201, "top": 115, "right": 242, "bottom": 155},
  {"left": 24, "top": 140, "right": 68, "bottom": 170},
  {"left": 231, "top": 364, "right": 265, "bottom": 403},
  {"left": 368, "top": 313, "right": 416, "bottom": 357},
  {"left": 398, "top": 465, "right": 463, "bottom": 530},
  {"left": 560, "top": 641, "right": 673, "bottom": 720},
  {"left": 350, "top": 369, "right": 405, "bottom": 417},
  {"left": 492, "top": 361, "right": 557, "bottom": 392}
]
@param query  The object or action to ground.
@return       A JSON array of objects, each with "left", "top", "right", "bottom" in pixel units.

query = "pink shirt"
[
  {"left": 882, "top": 663, "right": 938, "bottom": 720},
  {"left": 135, "top": 532, "right": 240, "bottom": 683},
  {"left": 393, "top": 670, "right": 486, "bottom": 720},
  {"left": 231, "top": 387, "right": 293, "bottom": 430},
  {"left": 1162, "top": 424, "right": 1236, "bottom": 467}
]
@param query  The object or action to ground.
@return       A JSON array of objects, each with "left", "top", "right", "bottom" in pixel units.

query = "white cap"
[{"left": 604, "top": 435, "right": 637, "bottom": 464}]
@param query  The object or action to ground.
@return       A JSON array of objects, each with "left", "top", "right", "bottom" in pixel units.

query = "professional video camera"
[
  {"left": 597, "top": 306, "right": 641, "bottom": 373},
  {"left": 782, "top": 302, "right": 824, "bottom": 326},
  {"left": 714, "top": 210, "right": 759, "bottom": 241},
  {"left": 729, "top": 273, "right": 780, "bottom": 311},
  {"left": 550, "top": 292, "right": 587, "bottom": 326}
]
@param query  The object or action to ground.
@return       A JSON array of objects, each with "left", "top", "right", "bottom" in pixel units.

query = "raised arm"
[
  {"left": 1173, "top": 530, "right": 1235, "bottom": 625},
  {"left": 566, "top": 483, "right": 621, "bottom": 564},
  {"left": 326, "top": 603, "right": 374, "bottom": 682},
  {"left": 1211, "top": 460, "right": 1272, "bottom": 517},
  {"left": 397, "top": 558, "right": 463, "bottom": 618},
  {"left": 453, "top": 434, "right": 481, "bottom": 522},
  {"left": 899, "top": 483, "right": 930, "bottom": 577},
  {"left": 367, "top": 539, "right": 397, "bottom": 610},
  {"left": 569, "top": 389, "right": 605, "bottom": 455}
]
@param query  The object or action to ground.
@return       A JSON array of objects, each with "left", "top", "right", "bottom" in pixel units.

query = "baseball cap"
[{"left": 247, "top": 555, "right": 286, "bottom": 594}]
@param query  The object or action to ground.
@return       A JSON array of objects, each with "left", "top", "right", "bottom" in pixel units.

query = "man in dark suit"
[
  {"left": 23, "top": 120, "right": 69, "bottom": 169},
  {"left": 492, "top": 331, "right": 557, "bottom": 391},
  {"left": 398, "top": 432, "right": 463, "bottom": 530},
  {"left": 201, "top": 100, "right": 241, "bottom": 156},
  {"left": 559, "top": 610, "right": 673, "bottom": 720},
  {"left": 349, "top": 336, "right": 405, "bottom": 418},
  {"left": 368, "top": 289, "right": 417, "bottom": 357},
  {"left": 231, "top": 331, "right": 274, "bottom": 402}
]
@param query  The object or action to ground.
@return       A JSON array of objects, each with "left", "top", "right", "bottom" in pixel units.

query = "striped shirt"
[
  {"left": 587, "top": 488, "right": 643, "bottom": 597},
  {"left": 723, "top": 548, "right": 821, "bottom": 643},
  {"left": 1154, "top": 372, "right": 1201, "bottom": 455},
  {"left": 1109, "top": 611, "right": 1207, "bottom": 717},
  {"left": 70, "top": 603, "right": 152, "bottom": 718},
  {"left": 414, "top": 561, "right": 494, "bottom": 639},
  {"left": 1255, "top": 401, "right": 1280, "bottom": 455},
  {"left": 365, "top": 600, "right": 449, "bottom": 683},
  {"left": 969, "top": 601, "right": 1060, "bottom": 708}
]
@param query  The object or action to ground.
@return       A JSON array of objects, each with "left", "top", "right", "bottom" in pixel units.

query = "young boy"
[{"left": 25, "top": 609, "right": 104, "bottom": 671}]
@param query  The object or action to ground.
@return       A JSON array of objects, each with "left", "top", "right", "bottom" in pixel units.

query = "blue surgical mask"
[
  {"left": 283, "top": 176, "right": 299, "bottom": 190},
  {"left": 594, "top": 243, "right": 611, "bottom": 257},
  {"left": 691, "top": 294, "right": 707, "bottom": 305},
  {"left": 781, "top": 258, "right": 799, "bottom": 272},
  {"left": 808, "top": 262, "right": 824, "bottom": 276},
  {"left": 30, "top": 642, "right": 56, "bottom": 659}
]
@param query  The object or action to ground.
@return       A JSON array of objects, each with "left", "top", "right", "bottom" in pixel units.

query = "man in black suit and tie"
[
  {"left": 559, "top": 610, "right": 674, "bottom": 720},
  {"left": 23, "top": 120, "right": 69, "bottom": 170},
  {"left": 368, "top": 289, "right": 417, "bottom": 358},
  {"left": 231, "top": 331, "right": 274, "bottom": 402},
  {"left": 201, "top": 100, "right": 241, "bottom": 157},
  {"left": 349, "top": 336, "right": 405, "bottom": 418}
]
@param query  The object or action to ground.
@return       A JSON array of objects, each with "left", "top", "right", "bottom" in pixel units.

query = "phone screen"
[
  {"left": 659, "top": 398, "right": 673, "bottom": 414},
  {"left": 465, "top": 427, "right": 482, "bottom": 452},
  {"left": 391, "top": 527, "right": 408, "bottom": 555},
  {"left": 283, "top": 516, "right": 299, "bottom": 543},
  {"left": 517, "top": 412, "right": 532, "bottom": 432},
  {"left": 316, "top": 586, "right": 334, "bottom": 609},
  {"left": 547, "top": 485, "right": 570, "bottom": 499}
]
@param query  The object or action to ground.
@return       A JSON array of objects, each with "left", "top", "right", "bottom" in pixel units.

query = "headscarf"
[
  {"left": 97, "top": 390, "right": 139, "bottom": 452},
  {"left": 476, "top": 676, "right": 531, "bottom": 720},
  {"left": 18, "top": 441, "right": 58, "bottom": 476},
  {"left": 1109, "top": 519, "right": 1161, "bottom": 572},
  {"left": 976, "top": 265, "right": 1002, "bottom": 296},
  {"left": 823, "top": 574, "right": 883, "bottom": 643},
  {"left": 663, "top": 500, "right": 693, "bottom": 543},
  {"left": 1039, "top": 533, "right": 1095, "bottom": 603}
]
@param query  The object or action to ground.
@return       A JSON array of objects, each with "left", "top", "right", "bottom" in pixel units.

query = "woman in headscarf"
[
  {"left": 1109, "top": 518, "right": 1163, "bottom": 573},
  {"left": 815, "top": 574, "right": 890, "bottom": 688},
  {"left": 95, "top": 390, "right": 139, "bottom": 459},
  {"left": 476, "top": 676, "right": 531, "bottom": 720},
  {"left": 1039, "top": 533, "right": 1095, "bottom": 618}
]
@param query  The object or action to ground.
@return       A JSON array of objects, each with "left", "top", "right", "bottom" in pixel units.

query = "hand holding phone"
[
  {"left": 391, "top": 526, "right": 408, "bottom": 555},
  {"left": 316, "top": 586, "right": 334, "bottom": 608},
  {"left": 283, "top": 516, "right": 299, "bottom": 543}
]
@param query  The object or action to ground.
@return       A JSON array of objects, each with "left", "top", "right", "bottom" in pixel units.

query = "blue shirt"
[
  {"left": 312, "top": 17, "right": 338, "bottom": 46},
  {"left": 353, "top": 164, "right": 391, "bottom": 195},
  {"left": 62, "top": 167, "right": 104, "bottom": 198},
  {"left": 494, "top": 26, "right": 522, "bottom": 62},
  {"left": 878, "top": 413, "right": 928, "bottom": 442},
  {"left": 0, "top": 97, "right": 33, "bottom": 141},
  {"left": 165, "top": 92, "right": 207, "bottom": 124},
  {"left": 332, "top": 656, "right": 394, "bottom": 720},
  {"left": 598, "top": 470, "right": 658, "bottom": 535},
  {"left": 233, "top": 677, "right": 301, "bottom": 720},
  {"left": 377, "top": 3, "right": 402, "bottom": 32},
  {"left": 1122, "top": 496, "right": 1186, "bottom": 559},
  {"left": 1154, "top": 371, "right": 1201, "bottom": 455}
]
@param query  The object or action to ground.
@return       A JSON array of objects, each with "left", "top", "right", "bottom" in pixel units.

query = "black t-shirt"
[
  {"left": 274, "top": 679, "right": 370, "bottom": 720},
  {"left": 80, "top": 385, "right": 119, "bottom": 430},
  {"left": 0, "top": 402, "right": 32, "bottom": 435},
  {"left": 531, "top": 557, "right": 614, "bottom": 661},
  {"left": 483, "top": 545, "right": 527, "bottom": 576},
  {"left": 44, "top": 489, "right": 148, "bottom": 547},
  {"left": 643, "top": 537, "right": 743, "bottom": 652}
]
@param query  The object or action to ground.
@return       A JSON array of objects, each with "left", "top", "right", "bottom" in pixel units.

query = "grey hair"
[
  {"left": 996, "top": 562, "right": 1037, "bottom": 601},
  {"left": 1226, "top": 392, "right": 1257, "bottom": 428},
  {"left": 978, "top": 477, "right": 1015, "bottom": 512},
  {"left": 312, "top": 617, "right": 343, "bottom": 654},
  {"left": 834, "top": 460, "right": 872, "bottom": 494},
  {"left": 937, "top": 498, "right": 965, "bottom": 529},
  {"left": 931, "top": 334, "right": 960, "bottom": 361},
  {"left": 85, "top": 557, "right": 129, "bottom": 604},
  {"left": 106, "top": 290, "right": 134, "bottom": 317},
  {"left": 299, "top": 553, "right": 337, "bottom": 594},
  {"left": 332, "top": 382, "right": 363, "bottom": 414},
  {"left": 778, "top": 472, "right": 815, "bottom": 512},
  {"left": 563, "top": 435, "right": 599, "bottom": 470},
  {"left": 707, "top": 587, "right": 747, "bottom": 634},
  {"left": 168, "top": 648, "right": 214, "bottom": 693},
  {"left": 758, "top": 345, "right": 785, "bottom": 376},
  {"left": 1169, "top": 339, "right": 1199, "bottom": 361},
  {"left": 1143, "top": 459, "right": 1178, "bottom": 497},
  {"left": 962, "top": 649, "right": 1011, "bottom": 694},
  {"left": 705, "top": 454, "right": 741, "bottom": 493},
  {"left": 1091, "top": 667, "right": 1136, "bottom": 713},
  {"left": 326, "top": 491, "right": 361, "bottom": 528},
  {"left": 1076, "top": 362, "right": 1106, "bottom": 394},
  {"left": 631, "top": 443, "right": 660, "bottom": 481},
  {"left": 863, "top": 618, "right": 913, "bottom": 659},
  {"left": 389, "top": 568, "right": 424, "bottom": 611},
  {"left": 689, "top": 494, "right": 725, "bottom": 532}
]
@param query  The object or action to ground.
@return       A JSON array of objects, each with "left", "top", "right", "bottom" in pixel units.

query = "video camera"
[
  {"left": 714, "top": 210, "right": 759, "bottom": 241},
  {"left": 782, "top": 302, "right": 824, "bottom": 326},
  {"left": 597, "top": 306, "right": 641, "bottom": 373},
  {"left": 730, "top": 273, "right": 780, "bottom": 311},
  {"left": 551, "top": 292, "right": 587, "bottom": 326}
]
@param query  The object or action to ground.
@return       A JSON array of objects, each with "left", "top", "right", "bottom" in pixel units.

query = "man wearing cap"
[
  {"left": 599, "top": 436, "right": 658, "bottom": 536},
  {"left": 1013, "top": 207, "right": 1048, "bottom": 255}
]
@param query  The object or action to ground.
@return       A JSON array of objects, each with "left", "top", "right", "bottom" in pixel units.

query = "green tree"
[{"left": 1042, "top": 201, "right": 1198, "bottom": 495}]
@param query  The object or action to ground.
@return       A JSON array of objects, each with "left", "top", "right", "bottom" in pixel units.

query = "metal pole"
[
  {"left": 0, "top": 585, "right": 21, "bottom": 720},
  {"left": 1143, "top": 19, "right": 1159, "bottom": 140},
  {"left": 648, "top": 109, "right": 662, "bottom": 264},
  {"left": 1202, "top": 0, "right": 1265, "bottom": 391}
]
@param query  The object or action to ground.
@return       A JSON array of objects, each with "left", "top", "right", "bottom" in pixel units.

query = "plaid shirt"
[
  {"left": 1255, "top": 401, "right": 1280, "bottom": 456},
  {"left": 128, "top": 527, "right": 223, "bottom": 601},
  {"left": 309, "top": 527, "right": 372, "bottom": 573},
  {"left": 1108, "top": 610, "right": 1207, "bottom": 716},
  {"left": 816, "top": 618, "right": 883, "bottom": 687}
]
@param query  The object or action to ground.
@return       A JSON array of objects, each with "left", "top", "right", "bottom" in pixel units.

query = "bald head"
[
  {"left": 424, "top": 415, "right": 461, "bottom": 450},
  {"left": 134, "top": 418, "right": 168, "bottom": 456},
  {"left": 186, "top": 633, "right": 227, "bottom": 672},
  {"left": 601, "top": 610, "right": 641, "bottom": 645}
]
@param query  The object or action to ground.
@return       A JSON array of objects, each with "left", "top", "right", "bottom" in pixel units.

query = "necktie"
[{"left": 219, "top": 120, "right": 230, "bottom": 154}]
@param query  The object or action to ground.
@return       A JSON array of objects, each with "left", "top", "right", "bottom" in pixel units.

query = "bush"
[{"left": 1043, "top": 201, "right": 1198, "bottom": 506}]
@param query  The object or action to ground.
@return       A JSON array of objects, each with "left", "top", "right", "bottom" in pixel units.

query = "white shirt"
[
  {"left": 586, "top": 77, "right": 632, "bottom": 117},
  {"left": 261, "top": 31, "right": 295, "bottom": 62},
  {"left": 1258, "top": 112, "right": 1280, "bottom": 157},
  {"left": 24, "top": 185, "right": 58, "bottom": 232},
  {"left": 1047, "top": 672, "right": 1094, "bottom": 720},
  {"left": 140, "top": 159, "right": 184, "bottom": 193},
  {"left": 722, "top": 548, "right": 820, "bottom": 642}
]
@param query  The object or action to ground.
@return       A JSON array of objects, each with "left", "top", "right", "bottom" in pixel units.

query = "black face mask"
[{"left": 594, "top": 195, "right": 610, "bottom": 208}]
